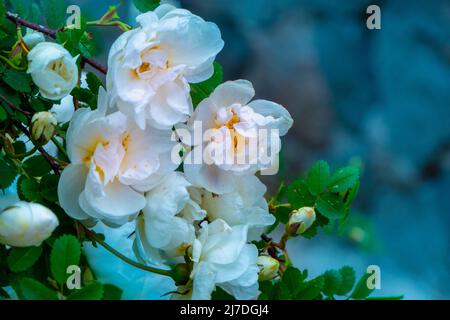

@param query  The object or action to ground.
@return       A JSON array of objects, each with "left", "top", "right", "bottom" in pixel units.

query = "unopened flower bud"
[
  {"left": 171, "top": 263, "right": 191, "bottom": 286},
  {"left": 257, "top": 255, "right": 279, "bottom": 281},
  {"left": 31, "top": 111, "right": 57, "bottom": 144},
  {"left": 23, "top": 29, "right": 45, "bottom": 49},
  {"left": 287, "top": 207, "right": 316, "bottom": 235},
  {"left": 0, "top": 201, "right": 59, "bottom": 247}
]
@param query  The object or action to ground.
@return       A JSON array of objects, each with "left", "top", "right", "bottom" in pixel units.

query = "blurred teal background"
[{"left": 2, "top": 0, "right": 450, "bottom": 299}]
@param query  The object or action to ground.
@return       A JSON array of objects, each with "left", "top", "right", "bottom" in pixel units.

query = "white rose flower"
[
  {"left": 57, "top": 88, "right": 177, "bottom": 226},
  {"left": 182, "top": 80, "right": 293, "bottom": 194},
  {"left": 186, "top": 219, "right": 259, "bottom": 300},
  {"left": 198, "top": 175, "right": 275, "bottom": 241},
  {"left": 107, "top": 4, "right": 224, "bottom": 130},
  {"left": 27, "top": 42, "right": 79, "bottom": 100},
  {"left": 135, "top": 172, "right": 273, "bottom": 266},
  {"left": 136, "top": 172, "right": 206, "bottom": 264},
  {"left": 0, "top": 201, "right": 59, "bottom": 247}
]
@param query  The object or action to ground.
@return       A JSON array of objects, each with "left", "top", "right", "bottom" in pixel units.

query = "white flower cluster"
[{"left": 33, "top": 4, "right": 295, "bottom": 299}]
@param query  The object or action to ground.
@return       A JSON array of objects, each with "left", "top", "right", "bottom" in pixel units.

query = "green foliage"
[
  {"left": 40, "top": 0, "right": 67, "bottom": 29},
  {"left": 56, "top": 17, "right": 94, "bottom": 58},
  {"left": 133, "top": 0, "right": 161, "bottom": 13},
  {"left": 0, "top": 0, "right": 6, "bottom": 26},
  {"left": 335, "top": 266, "right": 356, "bottom": 295},
  {"left": 279, "top": 161, "right": 361, "bottom": 237},
  {"left": 23, "top": 155, "right": 52, "bottom": 177},
  {"left": 258, "top": 266, "right": 374, "bottom": 300},
  {"left": 0, "top": 105, "right": 6, "bottom": 121},
  {"left": 19, "top": 277, "right": 58, "bottom": 300},
  {"left": 50, "top": 235, "right": 81, "bottom": 285},
  {"left": 316, "top": 193, "right": 345, "bottom": 220},
  {"left": 39, "top": 174, "right": 59, "bottom": 202},
  {"left": 86, "top": 72, "right": 103, "bottom": 95},
  {"left": 3, "top": 70, "right": 31, "bottom": 93},
  {"left": 67, "top": 281, "right": 104, "bottom": 300},
  {"left": 102, "top": 284, "right": 123, "bottom": 300},
  {"left": 328, "top": 166, "right": 360, "bottom": 193},
  {"left": 351, "top": 272, "right": 374, "bottom": 299},
  {"left": 0, "top": 155, "right": 17, "bottom": 189},
  {"left": 190, "top": 62, "right": 224, "bottom": 107},
  {"left": 18, "top": 176, "right": 42, "bottom": 202},
  {"left": 306, "top": 160, "right": 330, "bottom": 195},
  {"left": 71, "top": 87, "right": 97, "bottom": 109},
  {"left": 9, "top": 0, "right": 41, "bottom": 23},
  {"left": 7, "top": 246, "right": 43, "bottom": 272},
  {"left": 286, "top": 179, "right": 315, "bottom": 208}
]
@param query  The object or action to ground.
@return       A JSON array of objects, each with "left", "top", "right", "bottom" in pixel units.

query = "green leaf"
[
  {"left": 9, "top": 0, "right": 29, "bottom": 20},
  {"left": 7, "top": 246, "right": 43, "bottom": 272},
  {"left": 258, "top": 281, "right": 274, "bottom": 300},
  {"left": 190, "top": 62, "right": 224, "bottom": 107},
  {"left": 67, "top": 282, "right": 104, "bottom": 300},
  {"left": 351, "top": 272, "right": 374, "bottom": 299},
  {"left": 40, "top": 174, "right": 59, "bottom": 202},
  {"left": 306, "top": 160, "right": 330, "bottom": 195},
  {"left": 133, "top": 0, "right": 160, "bottom": 13},
  {"left": 3, "top": 70, "right": 31, "bottom": 93},
  {"left": 12, "top": 141, "right": 26, "bottom": 159},
  {"left": 322, "top": 270, "right": 342, "bottom": 297},
  {"left": 0, "top": 105, "right": 7, "bottom": 121},
  {"left": 0, "top": 157, "right": 17, "bottom": 189},
  {"left": 23, "top": 155, "right": 51, "bottom": 177},
  {"left": 40, "top": 0, "right": 66, "bottom": 29},
  {"left": 345, "top": 180, "right": 360, "bottom": 207},
  {"left": 286, "top": 179, "right": 316, "bottom": 209},
  {"left": 282, "top": 267, "right": 307, "bottom": 297},
  {"left": 19, "top": 277, "right": 58, "bottom": 300},
  {"left": 50, "top": 235, "right": 81, "bottom": 285},
  {"left": 316, "top": 193, "right": 345, "bottom": 220},
  {"left": 18, "top": 176, "right": 42, "bottom": 202},
  {"left": 71, "top": 87, "right": 97, "bottom": 109},
  {"left": 86, "top": 72, "right": 103, "bottom": 95},
  {"left": 102, "top": 284, "right": 123, "bottom": 300},
  {"left": 336, "top": 266, "right": 355, "bottom": 295},
  {"left": 273, "top": 281, "right": 291, "bottom": 300},
  {"left": 328, "top": 166, "right": 360, "bottom": 193},
  {"left": 295, "top": 276, "right": 324, "bottom": 300},
  {"left": 0, "top": 0, "right": 6, "bottom": 26}
]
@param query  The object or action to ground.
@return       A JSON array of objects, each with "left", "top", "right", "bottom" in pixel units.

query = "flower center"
[
  {"left": 225, "top": 111, "right": 240, "bottom": 129},
  {"left": 48, "top": 58, "right": 72, "bottom": 81},
  {"left": 137, "top": 62, "right": 151, "bottom": 74}
]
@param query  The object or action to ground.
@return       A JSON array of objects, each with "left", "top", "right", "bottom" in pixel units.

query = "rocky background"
[{"left": 2, "top": 0, "right": 449, "bottom": 299}]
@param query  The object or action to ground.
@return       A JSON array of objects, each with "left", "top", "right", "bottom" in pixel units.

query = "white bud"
[
  {"left": 0, "top": 202, "right": 59, "bottom": 247},
  {"left": 288, "top": 207, "right": 316, "bottom": 235},
  {"left": 27, "top": 42, "right": 79, "bottom": 100},
  {"left": 31, "top": 111, "right": 57, "bottom": 144},
  {"left": 257, "top": 255, "right": 279, "bottom": 281},
  {"left": 23, "top": 29, "right": 45, "bottom": 49}
]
